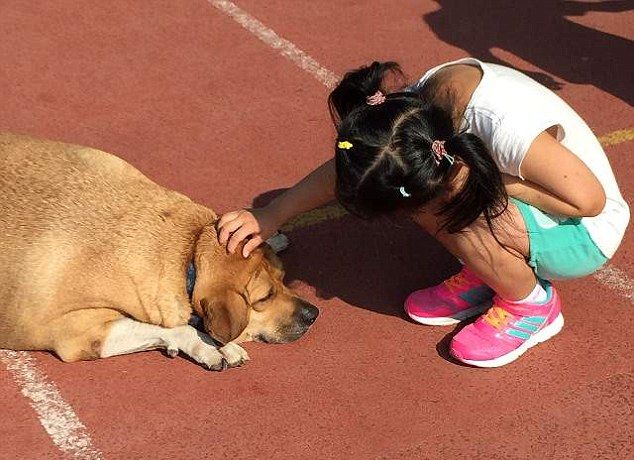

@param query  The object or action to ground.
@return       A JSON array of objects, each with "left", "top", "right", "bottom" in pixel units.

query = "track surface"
[{"left": 1, "top": 1, "right": 632, "bottom": 459}]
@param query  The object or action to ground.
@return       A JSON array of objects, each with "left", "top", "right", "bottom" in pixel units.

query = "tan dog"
[{"left": 0, "top": 134, "right": 318, "bottom": 370}]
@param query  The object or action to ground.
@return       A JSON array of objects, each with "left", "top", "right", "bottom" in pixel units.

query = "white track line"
[
  {"left": 209, "top": 0, "right": 634, "bottom": 304},
  {"left": 593, "top": 265, "right": 634, "bottom": 303},
  {"left": 209, "top": 0, "right": 339, "bottom": 88},
  {"left": 0, "top": 350, "right": 103, "bottom": 460}
]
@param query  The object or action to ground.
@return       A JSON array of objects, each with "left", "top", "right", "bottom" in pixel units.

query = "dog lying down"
[{"left": 0, "top": 133, "right": 318, "bottom": 370}]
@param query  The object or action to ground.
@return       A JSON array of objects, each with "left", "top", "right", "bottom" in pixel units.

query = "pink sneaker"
[
  {"left": 450, "top": 281, "right": 564, "bottom": 368},
  {"left": 404, "top": 266, "right": 494, "bottom": 325}
]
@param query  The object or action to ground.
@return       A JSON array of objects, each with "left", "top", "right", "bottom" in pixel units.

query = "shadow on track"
[
  {"left": 423, "top": 0, "right": 633, "bottom": 105},
  {"left": 253, "top": 189, "right": 461, "bottom": 319}
]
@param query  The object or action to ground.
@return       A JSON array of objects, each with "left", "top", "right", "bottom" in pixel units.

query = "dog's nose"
[{"left": 300, "top": 304, "right": 319, "bottom": 325}]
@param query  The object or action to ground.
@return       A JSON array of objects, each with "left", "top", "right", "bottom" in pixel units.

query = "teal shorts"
[{"left": 512, "top": 199, "right": 608, "bottom": 280}]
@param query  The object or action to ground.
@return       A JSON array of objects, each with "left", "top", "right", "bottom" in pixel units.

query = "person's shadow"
[
  {"left": 253, "top": 189, "right": 479, "bottom": 364},
  {"left": 253, "top": 189, "right": 461, "bottom": 319},
  {"left": 423, "top": 0, "right": 633, "bottom": 105}
]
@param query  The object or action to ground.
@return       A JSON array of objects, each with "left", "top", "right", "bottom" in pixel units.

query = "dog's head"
[{"left": 192, "top": 228, "right": 318, "bottom": 345}]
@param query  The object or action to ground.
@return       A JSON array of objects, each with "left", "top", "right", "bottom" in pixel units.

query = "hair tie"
[
  {"left": 366, "top": 90, "right": 386, "bottom": 106},
  {"left": 338, "top": 140, "right": 353, "bottom": 150},
  {"left": 431, "top": 140, "right": 455, "bottom": 166},
  {"left": 399, "top": 186, "right": 411, "bottom": 198}
]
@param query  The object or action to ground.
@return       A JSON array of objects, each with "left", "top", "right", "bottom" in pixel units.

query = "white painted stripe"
[
  {"left": 208, "top": 0, "right": 340, "bottom": 88},
  {"left": 0, "top": 350, "right": 103, "bottom": 460},
  {"left": 593, "top": 265, "right": 634, "bottom": 303}
]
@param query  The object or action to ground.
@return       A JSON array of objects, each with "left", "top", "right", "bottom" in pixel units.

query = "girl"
[{"left": 218, "top": 58, "right": 629, "bottom": 367}]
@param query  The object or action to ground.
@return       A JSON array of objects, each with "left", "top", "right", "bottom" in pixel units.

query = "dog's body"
[{"left": 0, "top": 133, "right": 317, "bottom": 369}]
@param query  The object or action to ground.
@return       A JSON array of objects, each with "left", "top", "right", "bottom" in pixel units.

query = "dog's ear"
[{"left": 200, "top": 291, "right": 249, "bottom": 345}]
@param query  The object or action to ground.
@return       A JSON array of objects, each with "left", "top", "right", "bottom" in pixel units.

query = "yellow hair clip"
[{"left": 338, "top": 140, "right": 353, "bottom": 150}]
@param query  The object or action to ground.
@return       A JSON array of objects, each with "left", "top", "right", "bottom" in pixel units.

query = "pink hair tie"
[
  {"left": 366, "top": 90, "right": 386, "bottom": 106},
  {"left": 431, "top": 140, "right": 455, "bottom": 165}
]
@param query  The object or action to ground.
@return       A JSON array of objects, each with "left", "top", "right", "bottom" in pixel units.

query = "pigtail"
[
  {"left": 328, "top": 61, "right": 405, "bottom": 126},
  {"left": 335, "top": 100, "right": 455, "bottom": 220},
  {"left": 330, "top": 61, "right": 508, "bottom": 237},
  {"left": 439, "top": 133, "right": 508, "bottom": 233},
  {"left": 394, "top": 105, "right": 452, "bottom": 204}
]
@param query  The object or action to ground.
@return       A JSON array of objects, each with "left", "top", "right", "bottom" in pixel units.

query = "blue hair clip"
[{"left": 399, "top": 186, "right": 411, "bottom": 198}]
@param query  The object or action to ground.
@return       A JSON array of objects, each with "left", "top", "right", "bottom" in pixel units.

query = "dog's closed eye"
[
  {"left": 255, "top": 288, "right": 274, "bottom": 304},
  {"left": 245, "top": 266, "right": 276, "bottom": 305}
]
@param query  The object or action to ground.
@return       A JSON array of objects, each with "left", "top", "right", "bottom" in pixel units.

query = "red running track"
[{"left": 1, "top": 1, "right": 632, "bottom": 459}]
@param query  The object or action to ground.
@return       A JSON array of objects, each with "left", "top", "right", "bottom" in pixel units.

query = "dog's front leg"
[
  {"left": 101, "top": 318, "right": 244, "bottom": 370},
  {"left": 219, "top": 342, "right": 250, "bottom": 367},
  {"left": 189, "top": 314, "right": 250, "bottom": 367}
]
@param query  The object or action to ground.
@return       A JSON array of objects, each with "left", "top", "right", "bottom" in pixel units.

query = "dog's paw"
[
  {"left": 189, "top": 343, "right": 226, "bottom": 371},
  {"left": 166, "top": 346, "right": 179, "bottom": 358},
  {"left": 219, "top": 342, "right": 250, "bottom": 368}
]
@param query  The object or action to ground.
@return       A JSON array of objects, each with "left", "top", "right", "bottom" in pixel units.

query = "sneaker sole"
[
  {"left": 453, "top": 313, "right": 564, "bottom": 368},
  {"left": 406, "top": 301, "right": 492, "bottom": 326}
]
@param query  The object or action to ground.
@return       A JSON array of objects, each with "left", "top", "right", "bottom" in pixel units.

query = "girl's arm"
[
  {"left": 503, "top": 131, "right": 606, "bottom": 217},
  {"left": 218, "top": 159, "right": 336, "bottom": 257}
]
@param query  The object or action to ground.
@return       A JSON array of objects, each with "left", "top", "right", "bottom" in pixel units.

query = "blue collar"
[{"left": 186, "top": 262, "right": 196, "bottom": 299}]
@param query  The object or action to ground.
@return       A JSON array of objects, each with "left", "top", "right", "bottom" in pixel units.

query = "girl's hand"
[
  {"left": 218, "top": 207, "right": 280, "bottom": 257},
  {"left": 217, "top": 159, "right": 336, "bottom": 257}
]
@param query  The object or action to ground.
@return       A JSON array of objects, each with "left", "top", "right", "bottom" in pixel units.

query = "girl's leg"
[
  {"left": 412, "top": 201, "right": 536, "bottom": 301},
  {"left": 412, "top": 201, "right": 565, "bottom": 368}
]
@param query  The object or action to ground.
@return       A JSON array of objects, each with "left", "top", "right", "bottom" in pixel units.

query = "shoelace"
[{"left": 482, "top": 305, "right": 514, "bottom": 330}]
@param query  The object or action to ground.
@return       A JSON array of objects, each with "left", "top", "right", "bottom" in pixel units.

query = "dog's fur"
[{"left": 0, "top": 133, "right": 317, "bottom": 370}]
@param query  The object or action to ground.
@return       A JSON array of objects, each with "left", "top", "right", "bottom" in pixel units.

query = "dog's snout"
[{"left": 299, "top": 303, "right": 319, "bottom": 325}]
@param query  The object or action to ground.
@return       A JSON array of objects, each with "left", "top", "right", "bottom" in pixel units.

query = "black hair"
[
  {"left": 330, "top": 61, "right": 508, "bottom": 234},
  {"left": 328, "top": 61, "right": 405, "bottom": 125}
]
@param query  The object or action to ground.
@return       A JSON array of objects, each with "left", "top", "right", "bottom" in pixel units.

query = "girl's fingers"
[
  {"left": 243, "top": 236, "right": 263, "bottom": 258},
  {"left": 218, "top": 216, "right": 246, "bottom": 245},
  {"left": 227, "top": 225, "right": 257, "bottom": 254},
  {"left": 217, "top": 211, "right": 240, "bottom": 229}
]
